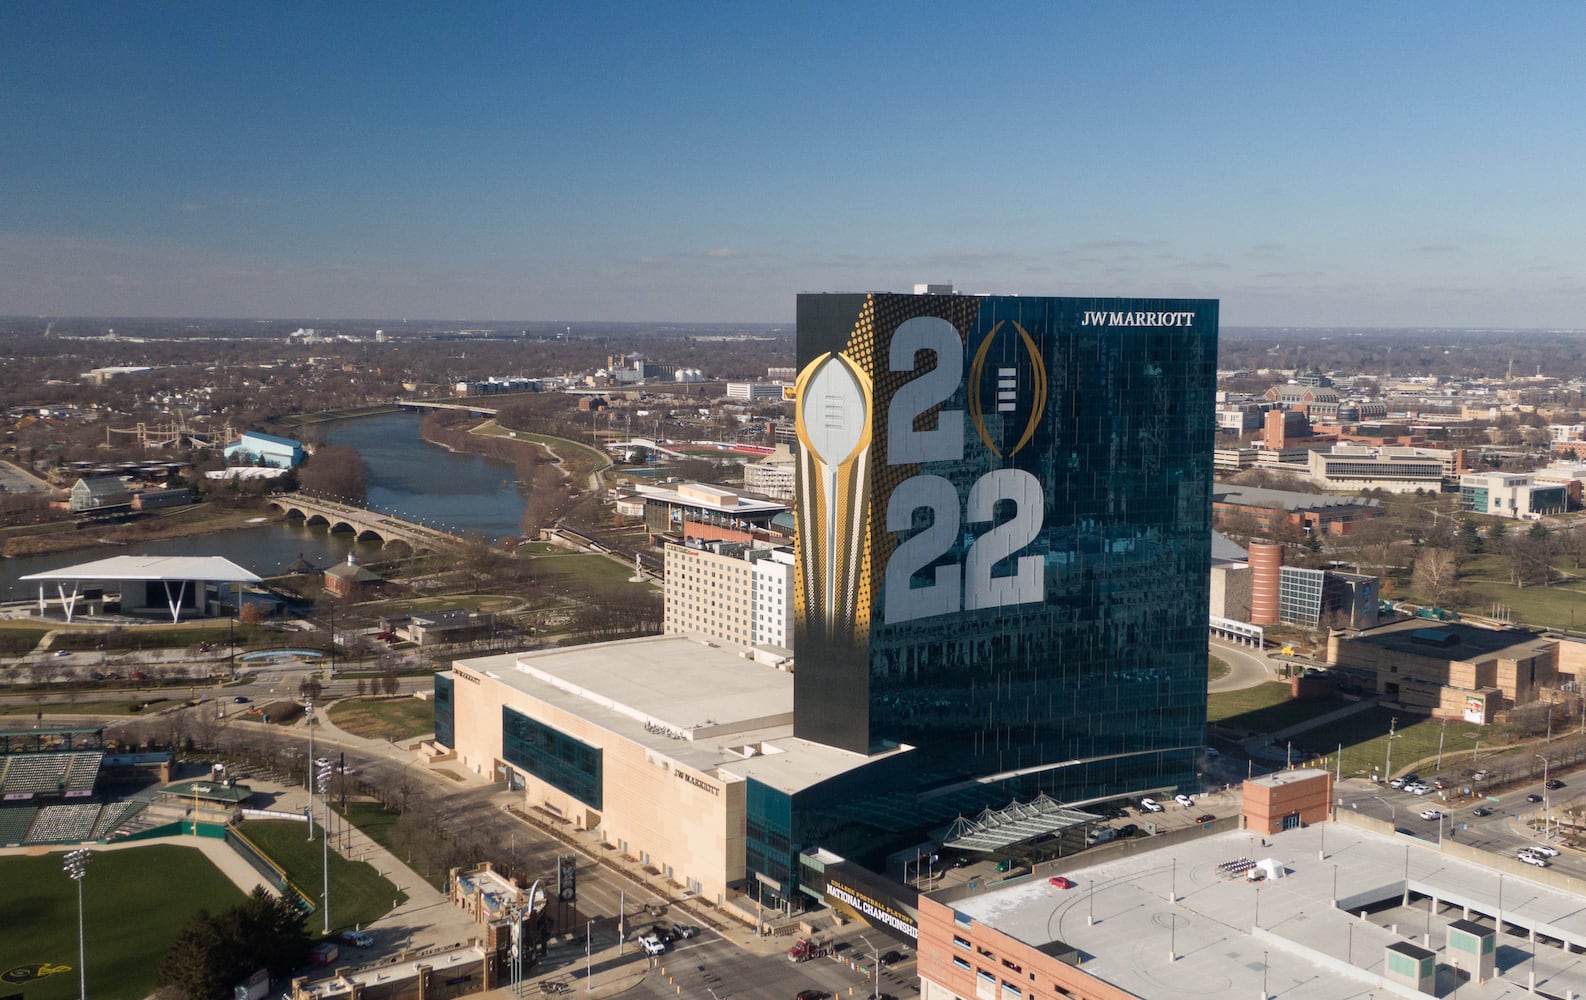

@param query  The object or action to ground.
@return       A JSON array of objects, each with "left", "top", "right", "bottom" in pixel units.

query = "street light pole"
[
  {"left": 860, "top": 934, "right": 880, "bottom": 999},
  {"left": 585, "top": 918, "right": 594, "bottom": 992},
  {"left": 305, "top": 698, "right": 315, "bottom": 840},
  {"left": 64, "top": 848, "right": 91, "bottom": 1000},
  {"left": 1535, "top": 753, "right": 1550, "bottom": 837},
  {"left": 318, "top": 759, "right": 333, "bottom": 935}
]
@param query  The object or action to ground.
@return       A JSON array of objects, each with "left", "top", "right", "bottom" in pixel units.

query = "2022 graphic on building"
[{"left": 793, "top": 292, "right": 1217, "bottom": 778}]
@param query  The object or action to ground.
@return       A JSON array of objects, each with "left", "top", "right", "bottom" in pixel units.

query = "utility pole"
[{"left": 1384, "top": 716, "right": 1399, "bottom": 780}]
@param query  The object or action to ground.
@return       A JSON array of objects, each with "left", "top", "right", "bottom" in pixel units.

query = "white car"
[
  {"left": 1419, "top": 809, "right": 1443, "bottom": 821},
  {"left": 1517, "top": 851, "right": 1550, "bottom": 868},
  {"left": 1139, "top": 798, "right": 1164, "bottom": 813},
  {"left": 1409, "top": 784, "right": 1431, "bottom": 796},
  {"left": 639, "top": 935, "right": 666, "bottom": 956},
  {"left": 1389, "top": 777, "right": 1406, "bottom": 789},
  {"left": 1174, "top": 794, "right": 1195, "bottom": 808},
  {"left": 1528, "top": 844, "right": 1560, "bottom": 857}
]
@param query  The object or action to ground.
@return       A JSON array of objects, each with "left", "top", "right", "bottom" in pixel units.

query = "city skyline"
[{"left": 4, "top": 3, "right": 1584, "bottom": 328}]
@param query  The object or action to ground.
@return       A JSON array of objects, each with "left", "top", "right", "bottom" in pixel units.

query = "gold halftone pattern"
[{"left": 850, "top": 294, "right": 982, "bottom": 628}]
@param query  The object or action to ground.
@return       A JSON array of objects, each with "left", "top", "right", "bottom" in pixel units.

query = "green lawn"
[
  {"left": 1208, "top": 655, "right": 1230, "bottom": 683},
  {"left": 327, "top": 697, "right": 435, "bottom": 741},
  {"left": 1, "top": 845, "right": 245, "bottom": 1000},
  {"left": 1303, "top": 708, "right": 1488, "bottom": 782},
  {"left": 1207, "top": 682, "right": 1346, "bottom": 733},
  {"left": 235, "top": 820, "right": 406, "bottom": 935},
  {"left": 539, "top": 551, "right": 650, "bottom": 591}
]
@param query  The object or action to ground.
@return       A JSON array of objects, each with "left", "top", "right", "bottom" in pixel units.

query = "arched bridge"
[{"left": 267, "top": 493, "right": 461, "bottom": 550}]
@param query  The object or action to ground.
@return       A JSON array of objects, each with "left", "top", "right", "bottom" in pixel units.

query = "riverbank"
[{"left": 0, "top": 502, "right": 275, "bottom": 559}]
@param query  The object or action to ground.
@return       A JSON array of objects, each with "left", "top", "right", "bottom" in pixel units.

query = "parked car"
[
  {"left": 1419, "top": 809, "right": 1443, "bottom": 821},
  {"left": 1195, "top": 813, "right": 1216, "bottom": 824},
  {"left": 1388, "top": 777, "right": 1405, "bottom": 789},
  {"left": 339, "top": 930, "right": 374, "bottom": 948},
  {"left": 1546, "top": 779, "right": 1565, "bottom": 790},
  {"left": 1433, "top": 777, "right": 1451, "bottom": 789},
  {"left": 1118, "top": 823, "right": 1139, "bottom": 837},
  {"left": 796, "top": 992, "right": 828, "bottom": 1000},
  {"left": 1204, "top": 747, "right": 1220, "bottom": 758},
  {"left": 1048, "top": 876, "right": 1077, "bottom": 889},
  {"left": 1174, "top": 794, "right": 1195, "bottom": 808},
  {"left": 1139, "top": 797, "right": 1163, "bottom": 813}
]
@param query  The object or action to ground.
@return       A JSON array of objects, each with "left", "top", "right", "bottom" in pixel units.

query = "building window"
[
  {"left": 952, "top": 956, "right": 971, "bottom": 971},
  {"left": 502, "top": 707, "right": 603, "bottom": 809}
]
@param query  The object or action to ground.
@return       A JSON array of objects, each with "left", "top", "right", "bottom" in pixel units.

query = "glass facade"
[
  {"left": 777, "top": 293, "right": 1211, "bottom": 893},
  {"left": 433, "top": 672, "right": 455, "bottom": 749},
  {"left": 788, "top": 293, "right": 1218, "bottom": 874},
  {"left": 1278, "top": 566, "right": 1326, "bottom": 627},
  {"left": 502, "top": 707, "right": 603, "bottom": 810}
]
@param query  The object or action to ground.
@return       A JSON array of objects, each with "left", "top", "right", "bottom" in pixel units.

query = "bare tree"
[{"left": 1412, "top": 549, "right": 1462, "bottom": 608}]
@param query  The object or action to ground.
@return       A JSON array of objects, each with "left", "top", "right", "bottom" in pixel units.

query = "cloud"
[{"left": 701, "top": 248, "right": 742, "bottom": 259}]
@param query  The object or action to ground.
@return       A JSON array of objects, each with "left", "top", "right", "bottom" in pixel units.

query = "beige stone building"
[
  {"left": 435, "top": 634, "right": 872, "bottom": 905},
  {"left": 1327, "top": 620, "right": 1557, "bottom": 721}
]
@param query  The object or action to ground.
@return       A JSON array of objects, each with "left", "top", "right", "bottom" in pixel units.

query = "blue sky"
[{"left": 3, "top": 3, "right": 1583, "bottom": 326}]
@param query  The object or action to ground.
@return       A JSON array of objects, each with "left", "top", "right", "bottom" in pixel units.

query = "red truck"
[{"left": 788, "top": 939, "right": 827, "bottom": 963}]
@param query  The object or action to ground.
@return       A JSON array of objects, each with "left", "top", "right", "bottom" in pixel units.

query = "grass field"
[
  {"left": 236, "top": 820, "right": 406, "bottom": 934},
  {"left": 1305, "top": 709, "right": 1488, "bottom": 782},
  {"left": 326, "top": 697, "right": 435, "bottom": 741},
  {"left": 1207, "top": 682, "right": 1347, "bottom": 733},
  {"left": 538, "top": 551, "right": 649, "bottom": 591},
  {"left": 334, "top": 800, "right": 447, "bottom": 890},
  {"left": 1208, "top": 655, "right": 1230, "bottom": 683},
  {"left": 2, "top": 845, "right": 245, "bottom": 1000}
]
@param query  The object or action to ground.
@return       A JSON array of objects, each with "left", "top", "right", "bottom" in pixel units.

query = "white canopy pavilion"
[{"left": 20, "top": 555, "right": 262, "bottom": 623}]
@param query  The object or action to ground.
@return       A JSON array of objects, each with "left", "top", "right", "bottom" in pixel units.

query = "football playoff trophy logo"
[{"left": 794, "top": 352, "right": 872, "bottom": 645}]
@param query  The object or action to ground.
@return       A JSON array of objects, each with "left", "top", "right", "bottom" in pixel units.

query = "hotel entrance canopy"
[
  {"left": 20, "top": 555, "right": 261, "bottom": 623},
  {"left": 941, "top": 793, "right": 1102, "bottom": 853}
]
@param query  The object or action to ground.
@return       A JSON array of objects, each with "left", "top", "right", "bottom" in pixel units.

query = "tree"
[
  {"left": 1457, "top": 518, "right": 1483, "bottom": 556},
  {"left": 238, "top": 602, "right": 265, "bottom": 625},
  {"left": 296, "top": 444, "right": 369, "bottom": 504},
  {"left": 156, "top": 889, "right": 309, "bottom": 999},
  {"left": 1412, "top": 549, "right": 1462, "bottom": 608}
]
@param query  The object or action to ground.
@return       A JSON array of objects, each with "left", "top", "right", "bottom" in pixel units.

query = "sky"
[{"left": 2, "top": 3, "right": 1584, "bottom": 327}]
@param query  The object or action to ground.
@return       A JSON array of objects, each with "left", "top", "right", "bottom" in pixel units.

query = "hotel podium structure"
[{"left": 436, "top": 292, "right": 1218, "bottom": 914}]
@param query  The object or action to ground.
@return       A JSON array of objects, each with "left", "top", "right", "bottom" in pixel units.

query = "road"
[
  {"left": 1336, "top": 760, "right": 1585, "bottom": 878},
  {"left": 1209, "top": 637, "right": 1275, "bottom": 693}
]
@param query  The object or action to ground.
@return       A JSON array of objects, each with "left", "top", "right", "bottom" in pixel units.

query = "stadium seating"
[
  {"left": 28, "top": 803, "right": 102, "bottom": 843},
  {"left": 65, "top": 752, "right": 104, "bottom": 792},
  {"left": 0, "top": 806, "right": 38, "bottom": 846},
  {"left": 0, "top": 752, "right": 104, "bottom": 797},
  {"left": 90, "top": 800, "right": 144, "bottom": 839}
]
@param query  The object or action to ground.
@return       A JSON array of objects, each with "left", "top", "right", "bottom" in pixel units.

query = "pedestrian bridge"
[{"left": 267, "top": 493, "right": 459, "bottom": 550}]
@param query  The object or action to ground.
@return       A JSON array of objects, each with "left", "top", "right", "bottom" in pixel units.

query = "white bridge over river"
[{"left": 267, "top": 493, "right": 460, "bottom": 550}]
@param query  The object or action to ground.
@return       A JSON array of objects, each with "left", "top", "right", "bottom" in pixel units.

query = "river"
[{"left": 0, "top": 411, "right": 526, "bottom": 600}]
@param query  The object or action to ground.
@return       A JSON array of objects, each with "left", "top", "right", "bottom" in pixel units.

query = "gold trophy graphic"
[{"left": 794, "top": 352, "right": 872, "bottom": 645}]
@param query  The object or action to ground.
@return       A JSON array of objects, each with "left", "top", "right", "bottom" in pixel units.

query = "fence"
[{"left": 226, "top": 825, "right": 318, "bottom": 913}]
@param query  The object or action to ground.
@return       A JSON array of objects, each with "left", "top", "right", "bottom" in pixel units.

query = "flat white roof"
[
  {"left": 942, "top": 820, "right": 1586, "bottom": 1000},
  {"left": 20, "top": 555, "right": 262, "bottom": 584},
  {"left": 453, "top": 634, "right": 900, "bottom": 791},
  {"left": 633, "top": 482, "right": 788, "bottom": 515}
]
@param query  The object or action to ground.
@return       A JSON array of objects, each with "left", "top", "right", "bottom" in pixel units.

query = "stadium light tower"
[{"left": 63, "top": 848, "right": 91, "bottom": 1000}]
